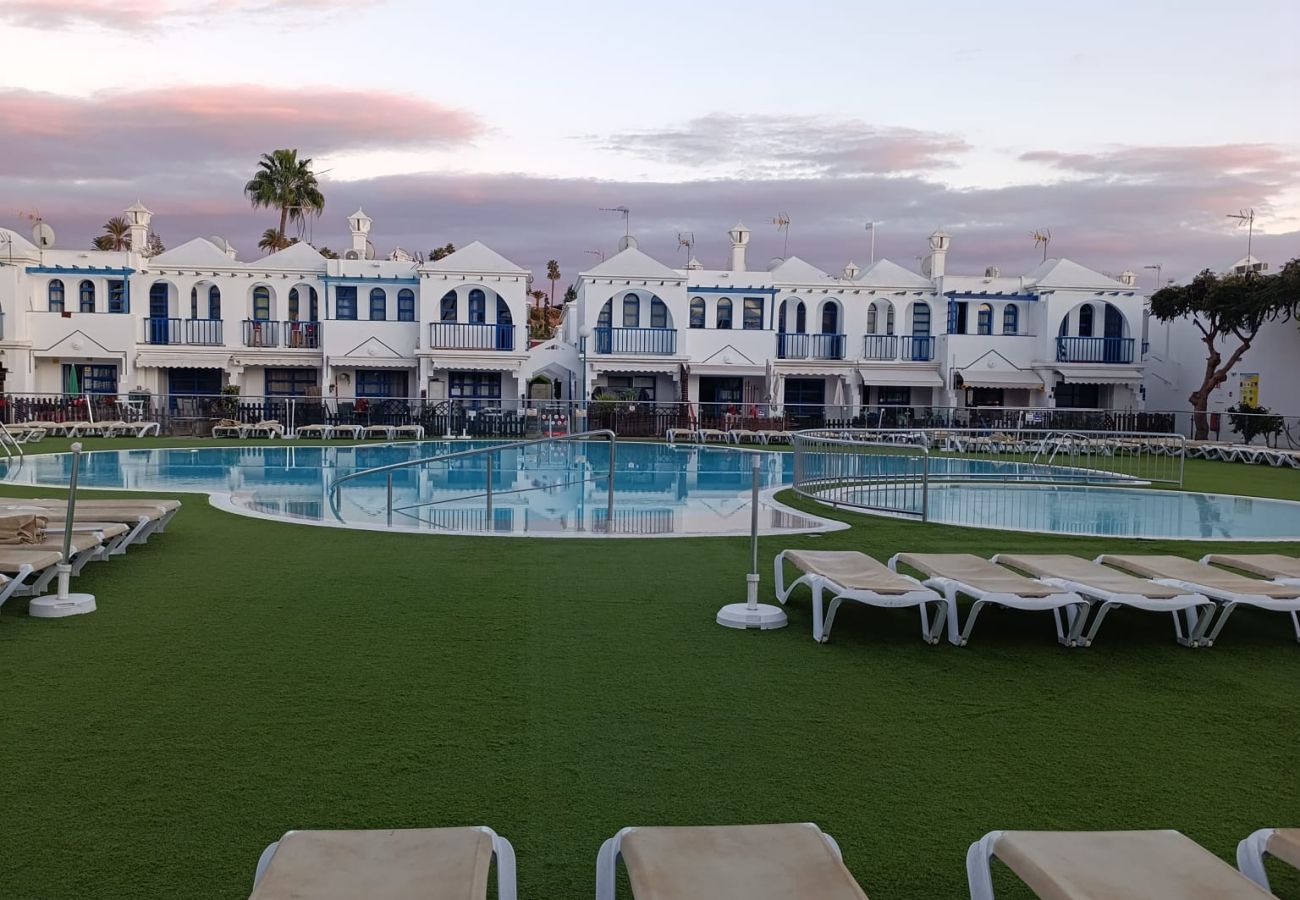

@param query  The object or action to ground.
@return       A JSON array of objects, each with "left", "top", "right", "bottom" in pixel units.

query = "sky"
[{"left": 1, "top": 0, "right": 1298, "bottom": 289}]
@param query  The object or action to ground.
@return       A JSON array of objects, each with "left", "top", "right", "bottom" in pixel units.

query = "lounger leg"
[
  {"left": 966, "top": 832, "right": 1001, "bottom": 900},
  {"left": 773, "top": 552, "right": 791, "bottom": 604},
  {"left": 819, "top": 594, "right": 846, "bottom": 643},
  {"left": 1083, "top": 601, "right": 1117, "bottom": 646},
  {"left": 596, "top": 831, "right": 628, "bottom": 900},
  {"left": 958, "top": 599, "right": 986, "bottom": 646},
  {"left": 1237, "top": 829, "right": 1275, "bottom": 890},
  {"left": 811, "top": 583, "right": 828, "bottom": 642},
  {"left": 483, "top": 829, "right": 517, "bottom": 900},
  {"left": 1290, "top": 610, "right": 1300, "bottom": 643},
  {"left": 926, "top": 600, "right": 948, "bottom": 644},
  {"left": 1205, "top": 601, "right": 1237, "bottom": 644},
  {"left": 1185, "top": 604, "right": 1215, "bottom": 647},
  {"left": 941, "top": 583, "right": 964, "bottom": 645}
]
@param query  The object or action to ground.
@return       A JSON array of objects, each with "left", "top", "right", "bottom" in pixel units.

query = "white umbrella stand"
[
  {"left": 716, "top": 453, "right": 787, "bottom": 630},
  {"left": 30, "top": 441, "right": 97, "bottom": 618}
]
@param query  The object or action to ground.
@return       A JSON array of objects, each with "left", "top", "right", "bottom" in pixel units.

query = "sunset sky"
[{"left": 2, "top": 0, "right": 1297, "bottom": 285}]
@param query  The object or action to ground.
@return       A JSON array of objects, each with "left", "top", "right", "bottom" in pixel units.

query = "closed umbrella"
[{"left": 66, "top": 365, "right": 80, "bottom": 396}]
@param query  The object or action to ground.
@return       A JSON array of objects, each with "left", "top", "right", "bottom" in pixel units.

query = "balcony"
[
  {"left": 862, "top": 335, "right": 898, "bottom": 360},
  {"left": 777, "top": 332, "right": 845, "bottom": 360},
  {"left": 429, "top": 322, "right": 515, "bottom": 351},
  {"left": 243, "top": 319, "right": 279, "bottom": 347},
  {"left": 901, "top": 334, "right": 935, "bottom": 361},
  {"left": 594, "top": 326, "right": 676, "bottom": 355},
  {"left": 143, "top": 317, "right": 224, "bottom": 346},
  {"left": 241, "top": 320, "right": 322, "bottom": 349},
  {"left": 284, "top": 321, "right": 321, "bottom": 349},
  {"left": 1056, "top": 336, "right": 1135, "bottom": 364}
]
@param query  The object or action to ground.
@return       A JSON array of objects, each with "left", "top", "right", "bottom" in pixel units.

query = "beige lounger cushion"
[
  {"left": 0, "top": 513, "right": 46, "bottom": 544},
  {"left": 619, "top": 824, "right": 868, "bottom": 900},
  {"left": 0, "top": 497, "right": 180, "bottom": 514},
  {"left": 893, "top": 553, "right": 1058, "bottom": 598},
  {"left": 997, "top": 555, "right": 1187, "bottom": 599},
  {"left": 0, "top": 548, "right": 64, "bottom": 572},
  {"left": 1101, "top": 555, "right": 1300, "bottom": 600},
  {"left": 1205, "top": 554, "right": 1300, "bottom": 580},
  {"left": 251, "top": 827, "right": 494, "bottom": 900},
  {"left": 1266, "top": 828, "right": 1300, "bottom": 870},
  {"left": 993, "top": 830, "right": 1272, "bottom": 899},
  {"left": 784, "top": 550, "right": 926, "bottom": 595}
]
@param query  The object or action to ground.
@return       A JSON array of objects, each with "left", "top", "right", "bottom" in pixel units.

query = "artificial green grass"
[{"left": 2, "top": 439, "right": 1299, "bottom": 898}]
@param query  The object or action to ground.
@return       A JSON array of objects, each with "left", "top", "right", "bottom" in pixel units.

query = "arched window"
[
  {"left": 1078, "top": 304, "right": 1095, "bottom": 337},
  {"left": 190, "top": 286, "right": 199, "bottom": 319},
  {"left": 150, "top": 282, "right": 170, "bottom": 319},
  {"left": 398, "top": 288, "right": 416, "bottom": 322},
  {"left": 370, "top": 287, "right": 386, "bottom": 321},
  {"left": 911, "top": 302, "right": 931, "bottom": 335},
  {"left": 622, "top": 292, "right": 640, "bottom": 328},
  {"left": 597, "top": 300, "right": 612, "bottom": 328},
  {"left": 689, "top": 297, "right": 705, "bottom": 328},
  {"left": 252, "top": 285, "right": 270, "bottom": 321},
  {"left": 496, "top": 296, "right": 512, "bottom": 324},
  {"left": 778, "top": 298, "right": 793, "bottom": 333},
  {"left": 821, "top": 301, "right": 839, "bottom": 334},
  {"left": 78, "top": 280, "right": 95, "bottom": 313},
  {"left": 650, "top": 297, "right": 667, "bottom": 328},
  {"left": 1003, "top": 304, "right": 1019, "bottom": 335},
  {"left": 468, "top": 289, "right": 486, "bottom": 324},
  {"left": 867, "top": 303, "right": 878, "bottom": 334},
  {"left": 48, "top": 279, "right": 65, "bottom": 312},
  {"left": 886, "top": 305, "right": 895, "bottom": 335},
  {"left": 208, "top": 285, "right": 222, "bottom": 319},
  {"left": 977, "top": 303, "right": 993, "bottom": 336},
  {"left": 440, "top": 290, "right": 457, "bottom": 322},
  {"left": 288, "top": 287, "right": 300, "bottom": 322},
  {"left": 795, "top": 301, "right": 806, "bottom": 333},
  {"left": 716, "top": 298, "right": 733, "bottom": 330}
]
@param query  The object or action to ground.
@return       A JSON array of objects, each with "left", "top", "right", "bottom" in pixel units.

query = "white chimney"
[
  {"left": 125, "top": 200, "right": 152, "bottom": 252},
  {"left": 349, "top": 208, "right": 373, "bottom": 255},
  {"left": 925, "top": 229, "right": 950, "bottom": 279},
  {"left": 727, "top": 221, "right": 750, "bottom": 272},
  {"left": 1117, "top": 269, "right": 1137, "bottom": 287}
]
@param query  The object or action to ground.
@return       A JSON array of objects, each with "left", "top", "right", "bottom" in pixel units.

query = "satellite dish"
[
  {"left": 364, "top": 240, "right": 377, "bottom": 260},
  {"left": 617, "top": 234, "right": 638, "bottom": 251},
  {"left": 344, "top": 249, "right": 361, "bottom": 260},
  {"left": 32, "top": 222, "right": 55, "bottom": 248}
]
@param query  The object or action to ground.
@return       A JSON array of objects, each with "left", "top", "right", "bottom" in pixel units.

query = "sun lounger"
[
  {"left": 993, "top": 554, "right": 1216, "bottom": 647},
  {"left": 666, "top": 427, "right": 696, "bottom": 444},
  {"left": 393, "top": 424, "right": 424, "bottom": 440},
  {"left": 212, "top": 419, "right": 245, "bottom": 438},
  {"left": 293, "top": 423, "right": 334, "bottom": 439},
  {"left": 756, "top": 429, "right": 791, "bottom": 444},
  {"left": 968, "top": 829, "right": 1273, "bottom": 899},
  {"left": 0, "top": 547, "right": 61, "bottom": 608},
  {"left": 331, "top": 424, "right": 363, "bottom": 439},
  {"left": 775, "top": 549, "right": 946, "bottom": 643},
  {"left": 0, "top": 498, "right": 182, "bottom": 537},
  {"left": 697, "top": 428, "right": 729, "bottom": 443},
  {"left": 1099, "top": 555, "right": 1300, "bottom": 643},
  {"left": 0, "top": 503, "right": 170, "bottom": 554},
  {"left": 1238, "top": 827, "right": 1300, "bottom": 891},
  {"left": 1200, "top": 553, "right": 1300, "bottom": 586},
  {"left": 363, "top": 424, "right": 396, "bottom": 440},
  {"left": 889, "top": 553, "right": 1089, "bottom": 646},
  {"left": 245, "top": 420, "right": 285, "bottom": 439},
  {"left": 0, "top": 532, "right": 114, "bottom": 597},
  {"left": 250, "top": 827, "right": 517, "bottom": 900},
  {"left": 728, "top": 428, "right": 760, "bottom": 444},
  {"left": 596, "top": 823, "right": 868, "bottom": 900}
]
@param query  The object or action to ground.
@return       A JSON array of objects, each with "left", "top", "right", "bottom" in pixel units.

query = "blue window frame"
[
  {"left": 689, "top": 297, "right": 705, "bottom": 328},
  {"left": 448, "top": 371, "right": 501, "bottom": 409},
  {"left": 109, "top": 280, "right": 127, "bottom": 313},
  {"left": 265, "top": 367, "right": 318, "bottom": 396},
  {"left": 63, "top": 363, "right": 117, "bottom": 394},
  {"left": 288, "top": 287, "right": 300, "bottom": 322},
  {"left": 208, "top": 285, "right": 221, "bottom": 320},
  {"left": 335, "top": 286, "right": 357, "bottom": 320},
  {"left": 650, "top": 297, "right": 667, "bottom": 328},
  {"left": 190, "top": 286, "right": 199, "bottom": 319},
  {"left": 357, "top": 370, "right": 408, "bottom": 398},
  {"left": 440, "top": 291, "right": 457, "bottom": 322},
  {"left": 496, "top": 298, "right": 512, "bottom": 324},
  {"left": 150, "top": 282, "right": 169, "bottom": 318},
  {"left": 398, "top": 288, "right": 415, "bottom": 322},
  {"left": 821, "top": 302, "right": 839, "bottom": 334},
  {"left": 369, "top": 287, "right": 386, "bottom": 321},
  {"left": 622, "top": 293, "right": 640, "bottom": 327},
  {"left": 743, "top": 297, "right": 764, "bottom": 330},
  {"left": 252, "top": 285, "right": 271, "bottom": 321},
  {"left": 912, "top": 302, "right": 931, "bottom": 335},
  {"left": 947, "top": 300, "right": 968, "bottom": 334},
  {"left": 977, "top": 303, "right": 992, "bottom": 336},
  {"left": 597, "top": 300, "right": 612, "bottom": 328},
  {"left": 48, "top": 279, "right": 65, "bottom": 312},
  {"left": 716, "top": 298, "right": 732, "bottom": 330},
  {"left": 468, "top": 289, "right": 486, "bottom": 324},
  {"left": 79, "top": 280, "right": 95, "bottom": 313},
  {"left": 1003, "top": 304, "right": 1019, "bottom": 335},
  {"left": 1078, "top": 304, "right": 1094, "bottom": 337}
]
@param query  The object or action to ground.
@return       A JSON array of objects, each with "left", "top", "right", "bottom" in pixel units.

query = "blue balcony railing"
[
  {"left": 429, "top": 322, "right": 514, "bottom": 351},
  {"left": 901, "top": 334, "right": 934, "bottom": 361},
  {"left": 862, "top": 334, "right": 898, "bottom": 360},
  {"left": 244, "top": 319, "right": 279, "bottom": 348},
  {"left": 144, "top": 317, "right": 181, "bottom": 345},
  {"left": 594, "top": 326, "right": 676, "bottom": 355},
  {"left": 1056, "top": 336, "right": 1134, "bottom": 364},
  {"left": 777, "top": 332, "right": 845, "bottom": 360}
]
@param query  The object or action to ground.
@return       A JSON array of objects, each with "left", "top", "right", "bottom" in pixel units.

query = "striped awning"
[
  {"left": 957, "top": 368, "right": 1044, "bottom": 390},
  {"left": 1053, "top": 366, "right": 1144, "bottom": 385},
  {"left": 231, "top": 355, "right": 320, "bottom": 368},
  {"left": 135, "top": 351, "right": 231, "bottom": 369},
  {"left": 591, "top": 360, "right": 682, "bottom": 376},
  {"left": 689, "top": 364, "right": 766, "bottom": 377},
  {"left": 329, "top": 356, "right": 417, "bottom": 370},
  {"left": 858, "top": 367, "right": 944, "bottom": 387}
]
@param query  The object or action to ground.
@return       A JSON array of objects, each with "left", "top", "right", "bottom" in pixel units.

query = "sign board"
[{"left": 1240, "top": 373, "right": 1260, "bottom": 407}]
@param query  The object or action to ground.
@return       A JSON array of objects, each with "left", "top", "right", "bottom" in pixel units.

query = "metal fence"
[{"left": 792, "top": 428, "right": 1187, "bottom": 522}]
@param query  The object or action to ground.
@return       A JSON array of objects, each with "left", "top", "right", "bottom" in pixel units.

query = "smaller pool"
[{"left": 923, "top": 483, "right": 1300, "bottom": 541}]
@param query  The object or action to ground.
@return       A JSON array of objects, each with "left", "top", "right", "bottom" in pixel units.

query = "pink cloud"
[
  {"left": 0, "top": 85, "right": 481, "bottom": 177},
  {"left": 1, "top": 0, "right": 360, "bottom": 30},
  {"left": 1021, "top": 144, "right": 1297, "bottom": 184}
]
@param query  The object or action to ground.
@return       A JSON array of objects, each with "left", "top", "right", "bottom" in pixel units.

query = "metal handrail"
[
  {"left": 0, "top": 420, "right": 24, "bottom": 458},
  {"left": 328, "top": 429, "right": 618, "bottom": 530}
]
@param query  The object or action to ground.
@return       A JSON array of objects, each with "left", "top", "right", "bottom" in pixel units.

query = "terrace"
[{"left": 1, "top": 437, "right": 1297, "bottom": 899}]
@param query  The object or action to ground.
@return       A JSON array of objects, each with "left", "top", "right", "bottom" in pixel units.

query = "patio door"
[
  {"left": 149, "top": 284, "right": 170, "bottom": 344},
  {"left": 1103, "top": 304, "right": 1124, "bottom": 362}
]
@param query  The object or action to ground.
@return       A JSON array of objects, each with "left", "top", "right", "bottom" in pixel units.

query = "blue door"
[
  {"left": 149, "top": 284, "right": 170, "bottom": 343},
  {"left": 1103, "top": 304, "right": 1124, "bottom": 362}
]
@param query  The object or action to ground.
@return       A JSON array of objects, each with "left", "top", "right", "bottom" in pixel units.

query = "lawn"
[{"left": 1, "top": 438, "right": 1298, "bottom": 899}]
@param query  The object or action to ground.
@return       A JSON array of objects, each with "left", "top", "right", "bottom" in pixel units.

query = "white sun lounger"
[
  {"left": 0, "top": 503, "right": 172, "bottom": 554},
  {"left": 756, "top": 429, "right": 791, "bottom": 444},
  {"left": 968, "top": 829, "right": 1274, "bottom": 900},
  {"left": 293, "top": 423, "right": 334, "bottom": 439},
  {"left": 1099, "top": 555, "right": 1300, "bottom": 643},
  {"left": 993, "top": 554, "right": 1216, "bottom": 647},
  {"left": 697, "top": 428, "right": 729, "bottom": 443},
  {"left": 0, "top": 531, "right": 119, "bottom": 599},
  {"left": 728, "top": 428, "right": 760, "bottom": 444},
  {"left": 1238, "top": 827, "right": 1300, "bottom": 891},
  {"left": 665, "top": 427, "right": 696, "bottom": 444},
  {"left": 1201, "top": 553, "right": 1300, "bottom": 586},
  {"left": 889, "top": 553, "right": 1089, "bottom": 646},
  {"left": 245, "top": 420, "right": 285, "bottom": 439},
  {"left": 363, "top": 424, "right": 396, "bottom": 440},
  {"left": 775, "top": 549, "right": 945, "bottom": 643},
  {"left": 251, "top": 826, "right": 516, "bottom": 900},
  {"left": 393, "top": 424, "right": 425, "bottom": 440},
  {"left": 331, "top": 424, "right": 363, "bottom": 439},
  {"left": 212, "top": 420, "right": 245, "bottom": 438},
  {"left": 596, "top": 823, "right": 868, "bottom": 900}
]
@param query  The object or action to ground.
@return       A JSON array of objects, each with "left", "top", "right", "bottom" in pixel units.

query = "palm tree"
[
  {"left": 546, "top": 259, "right": 560, "bottom": 306},
  {"left": 243, "top": 149, "right": 325, "bottom": 240},
  {"left": 92, "top": 216, "right": 132, "bottom": 251},
  {"left": 258, "top": 228, "right": 291, "bottom": 253}
]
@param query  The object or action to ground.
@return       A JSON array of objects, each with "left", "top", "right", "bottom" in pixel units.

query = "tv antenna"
[
  {"left": 773, "top": 212, "right": 791, "bottom": 258},
  {"left": 1031, "top": 228, "right": 1052, "bottom": 262},
  {"left": 599, "top": 206, "right": 630, "bottom": 236},
  {"left": 1143, "top": 264, "right": 1163, "bottom": 294},
  {"left": 1226, "top": 208, "right": 1256, "bottom": 263},
  {"left": 676, "top": 231, "right": 694, "bottom": 262}
]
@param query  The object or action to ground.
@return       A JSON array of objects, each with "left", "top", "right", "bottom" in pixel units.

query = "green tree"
[
  {"left": 546, "top": 259, "right": 560, "bottom": 306},
  {"left": 313, "top": 245, "right": 339, "bottom": 259},
  {"left": 1226, "top": 402, "right": 1284, "bottom": 446},
  {"left": 1150, "top": 260, "right": 1299, "bottom": 439},
  {"left": 258, "top": 228, "right": 291, "bottom": 253},
  {"left": 243, "top": 149, "right": 325, "bottom": 241},
  {"left": 428, "top": 243, "right": 456, "bottom": 261},
  {"left": 143, "top": 231, "right": 165, "bottom": 257},
  {"left": 91, "top": 216, "right": 132, "bottom": 251},
  {"left": 563, "top": 284, "right": 577, "bottom": 303}
]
